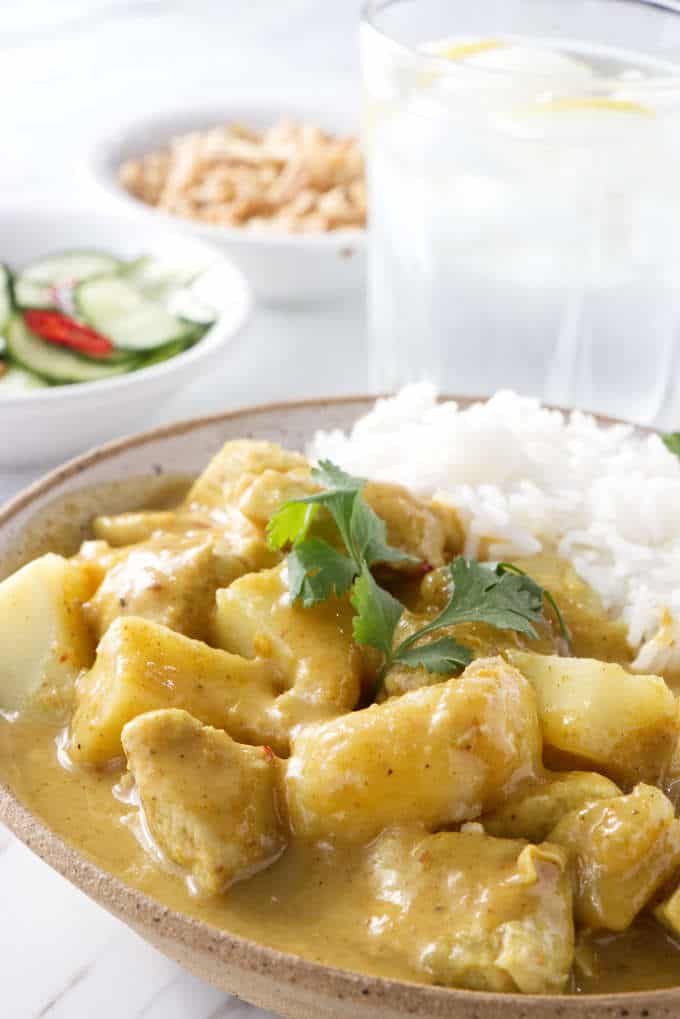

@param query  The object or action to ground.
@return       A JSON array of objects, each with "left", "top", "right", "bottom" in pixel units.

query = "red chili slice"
[{"left": 24, "top": 309, "right": 113, "bottom": 357}]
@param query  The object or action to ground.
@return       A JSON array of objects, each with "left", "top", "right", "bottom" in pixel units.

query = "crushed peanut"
[{"left": 119, "top": 119, "right": 366, "bottom": 233}]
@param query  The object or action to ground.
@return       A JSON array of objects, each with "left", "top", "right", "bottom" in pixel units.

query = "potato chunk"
[
  {"left": 70, "top": 617, "right": 282, "bottom": 764},
  {"left": 84, "top": 535, "right": 228, "bottom": 642},
  {"left": 285, "top": 657, "right": 541, "bottom": 843},
  {"left": 654, "top": 883, "right": 680, "bottom": 940},
  {"left": 0, "top": 554, "right": 95, "bottom": 717},
  {"left": 664, "top": 701, "right": 680, "bottom": 807},
  {"left": 215, "top": 563, "right": 362, "bottom": 732},
  {"left": 122, "top": 709, "right": 285, "bottom": 896},
  {"left": 185, "top": 439, "right": 308, "bottom": 515},
  {"left": 364, "top": 828, "right": 573, "bottom": 994},
  {"left": 484, "top": 771, "right": 621, "bottom": 842},
  {"left": 549, "top": 783, "right": 680, "bottom": 931},
  {"left": 507, "top": 651, "right": 677, "bottom": 786},
  {"left": 512, "top": 555, "right": 631, "bottom": 664}
]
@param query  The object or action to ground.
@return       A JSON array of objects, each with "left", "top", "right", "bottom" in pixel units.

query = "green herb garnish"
[
  {"left": 664, "top": 433, "right": 680, "bottom": 458},
  {"left": 266, "top": 460, "right": 416, "bottom": 608},
  {"left": 268, "top": 460, "right": 568, "bottom": 691},
  {"left": 495, "top": 562, "right": 571, "bottom": 646},
  {"left": 355, "top": 556, "right": 565, "bottom": 689}
]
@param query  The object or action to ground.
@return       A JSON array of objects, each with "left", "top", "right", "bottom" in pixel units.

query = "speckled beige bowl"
[{"left": 0, "top": 398, "right": 677, "bottom": 1019}]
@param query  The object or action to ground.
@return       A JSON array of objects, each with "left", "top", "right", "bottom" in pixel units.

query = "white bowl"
[
  {"left": 0, "top": 203, "right": 252, "bottom": 468},
  {"left": 89, "top": 102, "right": 366, "bottom": 303}
]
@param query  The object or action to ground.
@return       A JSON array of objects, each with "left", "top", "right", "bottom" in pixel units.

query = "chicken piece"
[
  {"left": 362, "top": 481, "right": 461, "bottom": 569},
  {"left": 75, "top": 539, "right": 132, "bottom": 587},
  {"left": 122, "top": 709, "right": 285, "bottom": 896},
  {"left": 83, "top": 534, "right": 240, "bottom": 643},
  {"left": 507, "top": 651, "right": 678, "bottom": 786},
  {"left": 92, "top": 509, "right": 214, "bottom": 547},
  {"left": 285, "top": 657, "right": 542, "bottom": 843},
  {"left": 180, "top": 441, "right": 313, "bottom": 572},
  {"left": 549, "top": 783, "right": 680, "bottom": 931},
  {"left": 215, "top": 562, "right": 363, "bottom": 733},
  {"left": 235, "top": 467, "right": 317, "bottom": 527},
  {"left": 70, "top": 617, "right": 282, "bottom": 764},
  {"left": 209, "top": 507, "right": 281, "bottom": 572},
  {"left": 484, "top": 771, "right": 621, "bottom": 842},
  {"left": 364, "top": 828, "right": 574, "bottom": 994},
  {"left": 0, "top": 554, "right": 96, "bottom": 718},
  {"left": 92, "top": 497, "right": 277, "bottom": 578},
  {"left": 184, "top": 439, "right": 308, "bottom": 516}
]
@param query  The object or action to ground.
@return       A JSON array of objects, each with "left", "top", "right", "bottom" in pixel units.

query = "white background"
[{"left": 0, "top": 3, "right": 364, "bottom": 1017}]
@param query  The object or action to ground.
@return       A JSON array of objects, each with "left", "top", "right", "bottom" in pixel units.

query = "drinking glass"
[{"left": 361, "top": 0, "right": 680, "bottom": 425}]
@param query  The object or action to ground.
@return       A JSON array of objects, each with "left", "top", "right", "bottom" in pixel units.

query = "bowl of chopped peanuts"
[{"left": 90, "top": 101, "right": 366, "bottom": 302}]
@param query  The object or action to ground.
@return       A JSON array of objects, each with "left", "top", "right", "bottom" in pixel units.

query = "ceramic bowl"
[
  {"left": 0, "top": 203, "right": 252, "bottom": 469},
  {"left": 89, "top": 101, "right": 366, "bottom": 303},
  {"left": 0, "top": 398, "right": 677, "bottom": 1019}
]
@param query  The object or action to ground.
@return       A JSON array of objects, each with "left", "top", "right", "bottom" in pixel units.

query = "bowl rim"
[
  {"left": 0, "top": 393, "right": 675, "bottom": 1016},
  {"left": 0, "top": 202, "right": 253, "bottom": 405},
  {"left": 89, "top": 102, "right": 366, "bottom": 251}
]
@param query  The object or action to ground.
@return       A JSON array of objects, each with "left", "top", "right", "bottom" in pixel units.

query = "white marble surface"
[{"left": 0, "top": 3, "right": 364, "bottom": 1017}]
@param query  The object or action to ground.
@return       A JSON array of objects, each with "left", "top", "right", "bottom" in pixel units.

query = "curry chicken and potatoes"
[{"left": 2, "top": 439, "right": 680, "bottom": 996}]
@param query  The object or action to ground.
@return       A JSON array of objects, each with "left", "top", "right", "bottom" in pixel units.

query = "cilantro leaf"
[
  {"left": 350, "top": 496, "right": 419, "bottom": 568},
  {"left": 287, "top": 539, "right": 357, "bottom": 607},
  {"left": 495, "top": 561, "right": 571, "bottom": 647},
  {"left": 266, "top": 488, "right": 355, "bottom": 552},
  {"left": 398, "top": 557, "right": 545, "bottom": 652},
  {"left": 312, "top": 460, "right": 366, "bottom": 491},
  {"left": 266, "top": 501, "right": 319, "bottom": 550},
  {"left": 394, "top": 637, "right": 473, "bottom": 674},
  {"left": 267, "top": 461, "right": 365, "bottom": 554},
  {"left": 268, "top": 459, "right": 570, "bottom": 696},
  {"left": 322, "top": 491, "right": 359, "bottom": 562},
  {"left": 268, "top": 459, "right": 420, "bottom": 610},
  {"left": 351, "top": 562, "right": 403, "bottom": 657},
  {"left": 664, "top": 433, "right": 680, "bottom": 458}
]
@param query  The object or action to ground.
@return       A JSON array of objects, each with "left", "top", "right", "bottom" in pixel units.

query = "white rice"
[{"left": 308, "top": 384, "right": 680, "bottom": 676}]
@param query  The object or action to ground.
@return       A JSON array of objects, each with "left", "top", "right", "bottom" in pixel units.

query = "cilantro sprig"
[
  {"left": 353, "top": 556, "right": 570, "bottom": 690},
  {"left": 664, "top": 433, "right": 680, "bottom": 458},
  {"left": 267, "top": 459, "right": 569, "bottom": 691},
  {"left": 266, "top": 460, "right": 416, "bottom": 608}
]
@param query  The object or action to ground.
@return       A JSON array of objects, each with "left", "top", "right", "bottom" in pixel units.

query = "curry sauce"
[{"left": 1, "top": 440, "right": 679, "bottom": 996}]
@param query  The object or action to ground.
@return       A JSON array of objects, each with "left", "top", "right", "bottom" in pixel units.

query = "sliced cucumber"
[
  {"left": 14, "top": 250, "right": 121, "bottom": 310},
  {"left": 6, "top": 315, "right": 134, "bottom": 385},
  {"left": 19, "top": 250, "right": 121, "bottom": 287},
  {"left": 139, "top": 337, "right": 191, "bottom": 369},
  {"left": 75, "top": 276, "right": 197, "bottom": 351},
  {"left": 168, "top": 288, "right": 216, "bottom": 326},
  {"left": 0, "top": 363, "right": 49, "bottom": 395},
  {"left": 122, "top": 255, "right": 201, "bottom": 301},
  {"left": 13, "top": 277, "right": 56, "bottom": 310},
  {"left": 0, "top": 265, "right": 13, "bottom": 331},
  {"left": 123, "top": 257, "right": 215, "bottom": 325}
]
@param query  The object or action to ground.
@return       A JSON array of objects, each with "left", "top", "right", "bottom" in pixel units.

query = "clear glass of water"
[{"left": 361, "top": 0, "right": 680, "bottom": 425}]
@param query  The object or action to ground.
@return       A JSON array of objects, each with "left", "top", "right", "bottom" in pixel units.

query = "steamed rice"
[{"left": 308, "top": 385, "right": 680, "bottom": 676}]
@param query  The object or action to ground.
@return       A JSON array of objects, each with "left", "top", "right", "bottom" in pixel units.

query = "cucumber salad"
[{"left": 0, "top": 250, "right": 217, "bottom": 395}]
